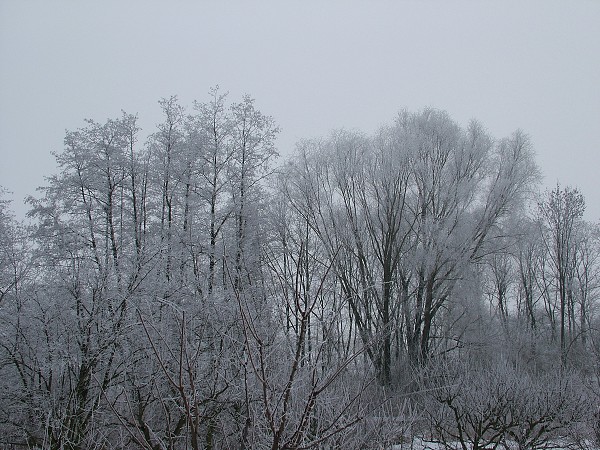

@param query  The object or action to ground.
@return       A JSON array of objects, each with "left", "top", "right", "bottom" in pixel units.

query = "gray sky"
[{"left": 1, "top": 1, "right": 599, "bottom": 220}]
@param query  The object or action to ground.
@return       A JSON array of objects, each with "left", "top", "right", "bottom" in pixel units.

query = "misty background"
[{"left": 1, "top": 1, "right": 599, "bottom": 220}]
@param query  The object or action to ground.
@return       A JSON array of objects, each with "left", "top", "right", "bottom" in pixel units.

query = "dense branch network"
[{"left": 0, "top": 93, "right": 599, "bottom": 449}]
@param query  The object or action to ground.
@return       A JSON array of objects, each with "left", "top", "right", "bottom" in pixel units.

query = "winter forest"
[{"left": 1, "top": 89, "right": 600, "bottom": 450}]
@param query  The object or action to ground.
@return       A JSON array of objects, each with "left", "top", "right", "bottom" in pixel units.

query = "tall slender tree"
[{"left": 539, "top": 184, "right": 585, "bottom": 361}]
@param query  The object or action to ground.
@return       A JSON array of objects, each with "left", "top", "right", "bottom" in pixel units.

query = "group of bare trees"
[
  {"left": 1, "top": 92, "right": 600, "bottom": 449},
  {"left": 280, "top": 111, "right": 541, "bottom": 384}
]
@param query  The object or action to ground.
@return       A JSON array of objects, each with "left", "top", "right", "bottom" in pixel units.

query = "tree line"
[{"left": 1, "top": 89, "right": 599, "bottom": 449}]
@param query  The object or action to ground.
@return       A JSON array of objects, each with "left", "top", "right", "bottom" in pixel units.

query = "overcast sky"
[{"left": 1, "top": 1, "right": 599, "bottom": 220}]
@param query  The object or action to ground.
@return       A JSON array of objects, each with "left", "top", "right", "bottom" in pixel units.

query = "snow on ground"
[{"left": 390, "top": 437, "right": 600, "bottom": 450}]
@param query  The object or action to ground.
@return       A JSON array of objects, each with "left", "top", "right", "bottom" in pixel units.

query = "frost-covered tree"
[
  {"left": 539, "top": 184, "right": 586, "bottom": 361},
  {"left": 3, "top": 96, "right": 600, "bottom": 448},
  {"left": 283, "top": 110, "right": 539, "bottom": 383},
  {"left": 2, "top": 112, "right": 150, "bottom": 449}
]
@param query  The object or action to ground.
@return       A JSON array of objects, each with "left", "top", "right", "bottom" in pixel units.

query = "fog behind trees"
[{"left": 1, "top": 91, "right": 599, "bottom": 449}]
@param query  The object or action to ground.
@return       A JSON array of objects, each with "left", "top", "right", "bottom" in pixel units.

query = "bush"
[{"left": 418, "top": 356, "right": 589, "bottom": 450}]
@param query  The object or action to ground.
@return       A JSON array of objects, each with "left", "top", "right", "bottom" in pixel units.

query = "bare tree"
[
  {"left": 234, "top": 223, "right": 371, "bottom": 449},
  {"left": 283, "top": 111, "right": 538, "bottom": 379},
  {"left": 189, "top": 87, "right": 236, "bottom": 294},
  {"left": 1, "top": 113, "right": 153, "bottom": 449},
  {"left": 229, "top": 95, "right": 279, "bottom": 290},
  {"left": 539, "top": 184, "right": 586, "bottom": 362}
]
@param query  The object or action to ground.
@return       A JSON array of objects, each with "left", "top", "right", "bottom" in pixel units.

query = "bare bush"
[{"left": 419, "top": 357, "right": 589, "bottom": 450}]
